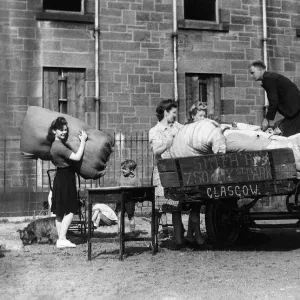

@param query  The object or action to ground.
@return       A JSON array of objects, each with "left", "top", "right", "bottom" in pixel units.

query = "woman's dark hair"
[
  {"left": 156, "top": 99, "right": 177, "bottom": 122},
  {"left": 188, "top": 107, "right": 198, "bottom": 122},
  {"left": 46, "top": 117, "right": 68, "bottom": 142}
]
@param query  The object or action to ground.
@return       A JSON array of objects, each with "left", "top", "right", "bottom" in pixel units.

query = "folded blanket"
[{"left": 20, "top": 106, "right": 114, "bottom": 180}]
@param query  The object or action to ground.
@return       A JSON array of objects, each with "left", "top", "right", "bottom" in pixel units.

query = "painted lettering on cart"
[
  {"left": 191, "top": 152, "right": 269, "bottom": 170},
  {"left": 183, "top": 166, "right": 271, "bottom": 185},
  {"left": 207, "top": 184, "right": 259, "bottom": 198}
]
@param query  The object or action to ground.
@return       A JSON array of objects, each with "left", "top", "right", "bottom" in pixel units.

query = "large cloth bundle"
[
  {"left": 169, "top": 119, "right": 226, "bottom": 157},
  {"left": 225, "top": 131, "right": 271, "bottom": 152},
  {"left": 267, "top": 134, "right": 300, "bottom": 176},
  {"left": 20, "top": 106, "right": 114, "bottom": 179},
  {"left": 225, "top": 129, "right": 300, "bottom": 178}
]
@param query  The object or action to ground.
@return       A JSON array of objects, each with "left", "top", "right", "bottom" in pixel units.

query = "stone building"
[{"left": 1, "top": 0, "right": 300, "bottom": 215}]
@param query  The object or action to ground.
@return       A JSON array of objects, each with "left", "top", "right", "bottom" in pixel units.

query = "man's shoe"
[
  {"left": 185, "top": 235, "right": 194, "bottom": 244},
  {"left": 193, "top": 241, "right": 213, "bottom": 251},
  {"left": 175, "top": 242, "right": 188, "bottom": 251},
  {"left": 56, "top": 239, "right": 76, "bottom": 248}
]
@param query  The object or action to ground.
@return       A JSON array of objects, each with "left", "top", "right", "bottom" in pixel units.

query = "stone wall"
[
  {"left": 177, "top": 0, "right": 300, "bottom": 125},
  {"left": 1, "top": 0, "right": 300, "bottom": 215},
  {"left": 2, "top": 0, "right": 300, "bottom": 135}
]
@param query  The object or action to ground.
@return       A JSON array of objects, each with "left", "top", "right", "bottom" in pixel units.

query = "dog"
[{"left": 17, "top": 217, "right": 58, "bottom": 245}]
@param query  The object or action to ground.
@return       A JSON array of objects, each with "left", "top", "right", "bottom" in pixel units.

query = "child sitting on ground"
[{"left": 115, "top": 159, "right": 141, "bottom": 237}]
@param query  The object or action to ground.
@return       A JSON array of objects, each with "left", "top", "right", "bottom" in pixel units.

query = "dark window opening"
[
  {"left": 185, "top": 73, "right": 222, "bottom": 121},
  {"left": 184, "top": 0, "right": 216, "bottom": 22},
  {"left": 43, "top": 0, "right": 83, "bottom": 13},
  {"left": 43, "top": 68, "right": 86, "bottom": 120}
]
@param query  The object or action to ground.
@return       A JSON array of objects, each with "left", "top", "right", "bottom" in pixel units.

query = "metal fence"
[
  {"left": 0, "top": 133, "right": 283, "bottom": 217},
  {"left": 0, "top": 133, "right": 154, "bottom": 217}
]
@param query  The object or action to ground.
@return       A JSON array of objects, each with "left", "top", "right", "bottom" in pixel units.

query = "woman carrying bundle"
[{"left": 48, "top": 117, "right": 87, "bottom": 248}]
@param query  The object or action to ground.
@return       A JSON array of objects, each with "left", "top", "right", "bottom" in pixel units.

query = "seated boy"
[{"left": 115, "top": 159, "right": 141, "bottom": 237}]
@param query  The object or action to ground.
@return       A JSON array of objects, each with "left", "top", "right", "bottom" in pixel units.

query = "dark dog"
[{"left": 17, "top": 217, "right": 58, "bottom": 245}]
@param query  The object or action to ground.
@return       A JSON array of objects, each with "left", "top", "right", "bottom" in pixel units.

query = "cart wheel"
[{"left": 205, "top": 200, "right": 241, "bottom": 247}]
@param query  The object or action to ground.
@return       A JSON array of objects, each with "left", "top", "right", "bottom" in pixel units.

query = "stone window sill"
[
  {"left": 178, "top": 19, "right": 229, "bottom": 32},
  {"left": 36, "top": 12, "right": 94, "bottom": 24}
]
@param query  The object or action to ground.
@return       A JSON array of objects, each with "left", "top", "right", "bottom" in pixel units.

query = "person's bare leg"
[
  {"left": 92, "top": 209, "right": 99, "bottom": 222},
  {"left": 185, "top": 213, "right": 194, "bottom": 243},
  {"left": 172, "top": 211, "right": 185, "bottom": 245},
  {"left": 55, "top": 216, "right": 63, "bottom": 236},
  {"left": 58, "top": 212, "right": 74, "bottom": 240},
  {"left": 190, "top": 211, "right": 206, "bottom": 245},
  {"left": 128, "top": 216, "right": 139, "bottom": 237},
  {"left": 48, "top": 191, "right": 52, "bottom": 216},
  {"left": 95, "top": 211, "right": 101, "bottom": 227},
  {"left": 129, "top": 216, "right": 135, "bottom": 232}
]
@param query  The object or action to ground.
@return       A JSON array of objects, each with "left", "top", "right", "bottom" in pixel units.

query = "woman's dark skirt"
[{"left": 51, "top": 167, "right": 78, "bottom": 217}]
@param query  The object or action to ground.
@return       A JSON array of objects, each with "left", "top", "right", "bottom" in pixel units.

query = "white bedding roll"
[
  {"left": 266, "top": 133, "right": 300, "bottom": 176},
  {"left": 20, "top": 106, "right": 114, "bottom": 180},
  {"left": 169, "top": 119, "right": 226, "bottom": 157}
]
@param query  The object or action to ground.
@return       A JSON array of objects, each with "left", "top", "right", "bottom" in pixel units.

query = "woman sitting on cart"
[{"left": 184, "top": 103, "right": 212, "bottom": 249}]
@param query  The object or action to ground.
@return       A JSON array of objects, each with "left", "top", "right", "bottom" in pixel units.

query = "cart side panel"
[
  {"left": 157, "top": 148, "right": 297, "bottom": 200},
  {"left": 179, "top": 149, "right": 296, "bottom": 186},
  {"left": 271, "top": 149, "right": 296, "bottom": 180},
  {"left": 157, "top": 158, "right": 181, "bottom": 188}
]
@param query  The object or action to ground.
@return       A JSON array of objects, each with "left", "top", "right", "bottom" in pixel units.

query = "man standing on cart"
[{"left": 249, "top": 60, "right": 300, "bottom": 137}]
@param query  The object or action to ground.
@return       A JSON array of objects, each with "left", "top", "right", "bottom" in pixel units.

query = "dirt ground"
[{"left": 1, "top": 215, "right": 300, "bottom": 300}]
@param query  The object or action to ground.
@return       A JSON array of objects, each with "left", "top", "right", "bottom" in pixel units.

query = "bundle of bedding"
[
  {"left": 20, "top": 106, "right": 114, "bottom": 180},
  {"left": 169, "top": 119, "right": 300, "bottom": 178},
  {"left": 169, "top": 119, "right": 226, "bottom": 157},
  {"left": 225, "top": 128, "right": 300, "bottom": 177}
]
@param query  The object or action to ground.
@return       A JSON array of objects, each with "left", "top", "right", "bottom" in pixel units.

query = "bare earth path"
[{"left": 1, "top": 217, "right": 300, "bottom": 300}]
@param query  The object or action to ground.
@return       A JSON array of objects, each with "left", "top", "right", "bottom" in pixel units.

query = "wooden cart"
[{"left": 157, "top": 148, "right": 300, "bottom": 246}]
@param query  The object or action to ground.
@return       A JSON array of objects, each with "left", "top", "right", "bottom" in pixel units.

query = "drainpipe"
[
  {"left": 172, "top": 0, "right": 178, "bottom": 103},
  {"left": 94, "top": 0, "right": 100, "bottom": 129},
  {"left": 262, "top": 0, "right": 268, "bottom": 116}
]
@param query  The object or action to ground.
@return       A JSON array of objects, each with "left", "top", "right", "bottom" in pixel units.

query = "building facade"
[{"left": 1, "top": 0, "right": 300, "bottom": 215}]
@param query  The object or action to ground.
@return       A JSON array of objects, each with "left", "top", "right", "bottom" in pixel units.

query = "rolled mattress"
[
  {"left": 169, "top": 119, "right": 227, "bottom": 157},
  {"left": 20, "top": 106, "right": 114, "bottom": 180}
]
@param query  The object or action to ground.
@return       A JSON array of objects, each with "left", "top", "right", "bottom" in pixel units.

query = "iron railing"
[
  {"left": 0, "top": 134, "right": 282, "bottom": 217},
  {"left": 0, "top": 133, "right": 154, "bottom": 217}
]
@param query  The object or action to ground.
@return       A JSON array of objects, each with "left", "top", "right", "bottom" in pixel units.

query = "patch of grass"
[{"left": 0, "top": 219, "right": 9, "bottom": 224}]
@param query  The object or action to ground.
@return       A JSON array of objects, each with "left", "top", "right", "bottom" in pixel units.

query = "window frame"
[
  {"left": 185, "top": 73, "right": 222, "bottom": 121},
  {"left": 184, "top": 0, "right": 219, "bottom": 24},
  {"left": 179, "top": 0, "right": 229, "bottom": 32},
  {"left": 43, "top": 0, "right": 85, "bottom": 15}
]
